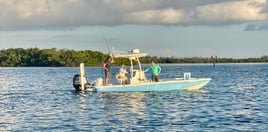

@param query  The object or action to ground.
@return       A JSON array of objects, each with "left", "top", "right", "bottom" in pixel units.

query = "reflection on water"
[
  {"left": 0, "top": 92, "right": 18, "bottom": 131},
  {"left": 109, "top": 92, "right": 146, "bottom": 115},
  {"left": 0, "top": 64, "right": 268, "bottom": 131},
  {"left": 0, "top": 77, "right": 8, "bottom": 88}
]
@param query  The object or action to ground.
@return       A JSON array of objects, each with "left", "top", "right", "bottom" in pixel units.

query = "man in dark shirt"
[{"left": 103, "top": 56, "right": 114, "bottom": 85}]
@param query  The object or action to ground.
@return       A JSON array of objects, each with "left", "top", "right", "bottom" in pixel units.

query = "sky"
[{"left": 0, "top": 0, "right": 268, "bottom": 58}]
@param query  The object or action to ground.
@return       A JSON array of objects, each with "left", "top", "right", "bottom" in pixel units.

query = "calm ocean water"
[{"left": 0, "top": 63, "right": 268, "bottom": 131}]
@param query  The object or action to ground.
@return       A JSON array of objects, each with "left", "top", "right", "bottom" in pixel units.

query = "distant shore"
[{"left": 0, "top": 48, "right": 267, "bottom": 67}]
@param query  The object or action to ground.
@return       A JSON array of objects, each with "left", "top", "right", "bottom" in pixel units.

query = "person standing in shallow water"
[
  {"left": 144, "top": 59, "right": 161, "bottom": 82},
  {"left": 103, "top": 56, "right": 114, "bottom": 85}
]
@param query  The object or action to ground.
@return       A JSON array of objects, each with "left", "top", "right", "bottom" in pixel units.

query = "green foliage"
[
  {"left": 140, "top": 56, "right": 268, "bottom": 64},
  {"left": 0, "top": 48, "right": 106, "bottom": 67},
  {"left": 0, "top": 48, "right": 267, "bottom": 67}
]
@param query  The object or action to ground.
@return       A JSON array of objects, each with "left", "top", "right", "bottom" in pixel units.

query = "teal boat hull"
[{"left": 91, "top": 78, "right": 211, "bottom": 92}]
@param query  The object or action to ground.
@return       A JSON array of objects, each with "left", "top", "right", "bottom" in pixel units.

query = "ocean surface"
[{"left": 0, "top": 63, "right": 268, "bottom": 131}]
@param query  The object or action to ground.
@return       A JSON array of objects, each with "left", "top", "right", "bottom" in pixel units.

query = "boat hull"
[{"left": 91, "top": 78, "right": 211, "bottom": 92}]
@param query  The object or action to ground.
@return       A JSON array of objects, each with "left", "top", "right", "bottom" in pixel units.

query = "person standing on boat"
[
  {"left": 103, "top": 56, "right": 114, "bottom": 85},
  {"left": 144, "top": 59, "right": 161, "bottom": 82}
]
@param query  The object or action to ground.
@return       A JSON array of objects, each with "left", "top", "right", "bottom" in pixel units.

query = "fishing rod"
[{"left": 101, "top": 30, "right": 113, "bottom": 56}]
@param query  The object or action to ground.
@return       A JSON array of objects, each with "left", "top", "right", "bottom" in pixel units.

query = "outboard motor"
[
  {"left": 73, "top": 74, "right": 82, "bottom": 91},
  {"left": 73, "top": 74, "right": 95, "bottom": 91}
]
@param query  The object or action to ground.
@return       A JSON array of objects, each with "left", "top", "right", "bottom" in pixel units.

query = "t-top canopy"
[{"left": 110, "top": 48, "right": 147, "bottom": 60}]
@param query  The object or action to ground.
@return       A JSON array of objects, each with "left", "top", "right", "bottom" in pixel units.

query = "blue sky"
[{"left": 0, "top": 0, "right": 267, "bottom": 58}]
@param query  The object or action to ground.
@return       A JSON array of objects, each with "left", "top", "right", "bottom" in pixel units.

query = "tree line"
[
  {"left": 0, "top": 48, "right": 267, "bottom": 67},
  {"left": 142, "top": 56, "right": 268, "bottom": 64}
]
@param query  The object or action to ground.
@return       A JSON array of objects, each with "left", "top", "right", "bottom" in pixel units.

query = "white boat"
[{"left": 73, "top": 49, "right": 211, "bottom": 92}]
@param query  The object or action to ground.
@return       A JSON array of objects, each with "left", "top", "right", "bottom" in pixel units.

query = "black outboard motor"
[
  {"left": 73, "top": 74, "right": 94, "bottom": 91},
  {"left": 73, "top": 74, "right": 82, "bottom": 91}
]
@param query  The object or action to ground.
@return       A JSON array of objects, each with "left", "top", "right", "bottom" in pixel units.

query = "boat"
[{"left": 72, "top": 48, "right": 211, "bottom": 92}]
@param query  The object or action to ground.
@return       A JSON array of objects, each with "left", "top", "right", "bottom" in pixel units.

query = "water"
[{"left": 0, "top": 63, "right": 268, "bottom": 131}]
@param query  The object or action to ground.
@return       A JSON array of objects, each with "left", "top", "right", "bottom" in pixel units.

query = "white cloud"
[
  {"left": 0, "top": 0, "right": 267, "bottom": 30},
  {"left": 194, "top": 0, "right": 266, "bottom": 24},
  {"left": 128, "top": 8, "right": 184, "bottom": 24}
]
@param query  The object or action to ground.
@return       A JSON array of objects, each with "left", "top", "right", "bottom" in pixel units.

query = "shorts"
[
  {"left": 118, "top": 75, "right": 128, "bottom": 80},
  {"left": 105, "top": 71, "right": 110, "bottom": 78},
  {"left": 152, "top": 75, "right": 159, "bottom": 82}
]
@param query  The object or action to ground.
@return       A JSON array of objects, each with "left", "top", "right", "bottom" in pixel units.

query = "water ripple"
[{"left": 0, "top": 64, "right": 268, "bottom": 131}]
